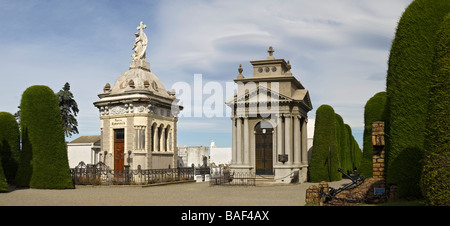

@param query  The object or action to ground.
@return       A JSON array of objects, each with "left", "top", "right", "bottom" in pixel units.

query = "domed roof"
[{"left": 109, "top": 60, "right": 170, "bottom": 98}]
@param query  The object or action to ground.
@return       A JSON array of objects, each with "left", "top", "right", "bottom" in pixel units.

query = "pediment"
[
  {"left": 226, "top": 85, "right": 292, "bottom": 105},
  {"left": 226, "top": 85, "right": 312, "bottom": 111}
]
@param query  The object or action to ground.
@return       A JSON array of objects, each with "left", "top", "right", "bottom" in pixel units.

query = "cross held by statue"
[{"left": 137, "top": 21, "right": 147, "bottom": 31}]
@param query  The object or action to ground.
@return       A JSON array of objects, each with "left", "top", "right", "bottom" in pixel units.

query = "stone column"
[
  {"left": 294, "top": 115, "right": 301, "bottom": 165},
  {"left": 301, "top": 118, "right": 308, "bottom": 165},
  {"left": 231, "top": 117, "right": 237, "bottom": 165},
  {"left": 243, "top": 117, "right": 250, "bottom": 165},
  {"left": 153, "top": 125, "right": 158, "bottom": 152},
  {"left": 161, "top": 126, "right": 166, "bottom": 152},
  {"left": 372, "top": 122, "right": 385, "bottom": 180},
  {"left": 284, "top": 114, "right": 292, "bottom": 164},
  {"left": 276, "top": 115, "right": 284, "bottom": 166},
  {"left": 236, "top": 117, "right": 242, "bottom": 165}
]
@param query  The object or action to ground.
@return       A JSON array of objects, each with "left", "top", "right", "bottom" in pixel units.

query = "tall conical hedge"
[
  {"left": 360, "top": 92, "right": 387, "bottom": 178},
  {"left": 345, "top": 124, "right": 361, "bottom": 171},
  {"left": 0, "top": 141, "right": 9, "bottom": 192},
  {"left": 421, "top": 13, "right": 450, "bottom": 206},
  {"left": 0, "top": 112, "right": 20, "bottom": 184},
  {"left": 386, "top": 0, "right": 450, "bottom": 198},
  {"left": 310, "top": 105, "right": 340, "bottom": 182},
  {"left": 335, "top": 114, "right": 353, "bottom": 174},
  {"left": 14, "top": 127, "right": 32, "bottom": 187},
  {"left": 19, "top": 85, "right": 73, "bottom": 189}
]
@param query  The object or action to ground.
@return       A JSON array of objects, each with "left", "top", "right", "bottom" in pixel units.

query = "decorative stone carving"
[
  {"left": 100, "top": 106, "right": 110, "bottom": 116},
  {"left": 103, "top": 83, "right": 111, "bottom": 93},
  {"left": 147, "top": 104, "right": 154, "bottom": 113},
  {"left": 110, "top": 105, "right": 127, "bottom": 115},
  {"left": 129, "top": 79, "right": 135, "bottom": 88}
]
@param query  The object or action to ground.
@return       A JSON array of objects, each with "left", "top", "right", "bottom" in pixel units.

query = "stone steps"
[{"left": 255, "top": 175, "right": 275, "bottom": 182}]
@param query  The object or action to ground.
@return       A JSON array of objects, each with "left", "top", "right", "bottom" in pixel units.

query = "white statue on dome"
[{"left": 132, "top": 21, "right": 148, "bottom": 61}]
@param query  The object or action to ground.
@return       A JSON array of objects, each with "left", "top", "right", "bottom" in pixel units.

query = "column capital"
[{"left": 283, "top": 113, "right": 292, "bottom": 119}]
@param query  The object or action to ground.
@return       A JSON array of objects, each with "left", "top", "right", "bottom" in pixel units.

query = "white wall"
[
  {"left": 210, "top": 147, "right": 231, "bottom": 165},
  {"left": 67, "top": 144, "right": 100, "bottom": 168}
]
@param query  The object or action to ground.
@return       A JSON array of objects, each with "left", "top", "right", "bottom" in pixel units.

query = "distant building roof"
[{"left": 69, "top": 135, "right": 101, "bottom": 144}]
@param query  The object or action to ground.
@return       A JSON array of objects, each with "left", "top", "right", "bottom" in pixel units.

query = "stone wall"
[
  {"left": 305, "top": 121, "right": 388, "bottom": 205},
  {"left": 305, "top": 178, "right": 387, "bottom": 205},
  {"left": 372, "top": 122, "right": 385, "bottom": 179}
]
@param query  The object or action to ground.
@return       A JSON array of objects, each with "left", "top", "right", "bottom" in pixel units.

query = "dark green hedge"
[
  {"left": 0, "top": 153, "right": 8, "bottom": 192},
  {"left": 15, "top": 127, "right": 32, "bottom": 187},
  {"left": 335, "top": 114, "right": 352, "bottom": 174},
  {"left": 421, "top": 13, "right": 450, "bottom": 206},
  {"left": 0, "top": 112, "right": 20, "bottom": 184},
  {"left": 310, "top": 105, "right": 340, "bottom": 182},
  {"left": 360, "top": 92, "right": 387, "bottom": 178},
  {"left": 346, "top": 124, "right": 361, "bottom": 171},
  {"left": 334, "top": 114, "right": 343, "bottom": 172},
  {"left": 0, "top": 140, "right": 9, "bottom": 192},
  {"left": 19, "top": 85, "right": 73, "bottom": 189},
  {"left": 386, "top": 0, "right": 450, "bottom": 198}
]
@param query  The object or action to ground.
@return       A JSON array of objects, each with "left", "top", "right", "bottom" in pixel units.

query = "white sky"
[{"left": 0, "top": 0, "right": 413, "bottom": 147}]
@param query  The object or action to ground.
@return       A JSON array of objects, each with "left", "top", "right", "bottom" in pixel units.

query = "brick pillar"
[{"left": 372, "top": 122, "right": 385, "bottom": 180}]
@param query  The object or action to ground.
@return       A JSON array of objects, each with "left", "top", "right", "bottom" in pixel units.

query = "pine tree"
[{"left": 56, "top": 82, "right": 79, "bottom": 138}]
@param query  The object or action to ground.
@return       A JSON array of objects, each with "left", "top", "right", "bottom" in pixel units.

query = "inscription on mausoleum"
[{"left": 111, "top": 118, "right": 126, "bottom": 127}]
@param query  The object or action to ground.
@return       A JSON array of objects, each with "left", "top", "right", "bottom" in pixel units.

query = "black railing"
[
  {"left": 209, "top": 171, "right": 256, "bottom": 186},
  {"left": 70, "top": 161, "right": 196, "bottom": 185}
]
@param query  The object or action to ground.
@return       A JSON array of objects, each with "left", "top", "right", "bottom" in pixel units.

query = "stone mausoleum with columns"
[
  {"left": 93, "top": 22, "right": 182, "bottom": 172},
  {"left": 226, "top": 47, "right": 312, "bottom": 183}
]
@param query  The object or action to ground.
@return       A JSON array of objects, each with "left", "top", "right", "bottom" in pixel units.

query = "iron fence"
[
  {"left": 70, "top": 161, "right": 196, "bottom": 185},
  {"left": 209, "top": 171, "right": 256, "bottom": 186}
]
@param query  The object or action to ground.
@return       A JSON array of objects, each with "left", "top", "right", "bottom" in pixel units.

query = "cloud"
[{"left": 0, "top": 0, "right": 413, "bottom": 148}]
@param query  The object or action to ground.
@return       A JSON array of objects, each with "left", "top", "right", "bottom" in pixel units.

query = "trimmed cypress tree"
[
  {"left": 0, "top": 112, "right": 20, "bottom": 184},
  {"left": 386, "top": 0, "right": 450, "bottom": 198},
  {"left": 0, "top": 141, "right": 10, "bottom": 192},
  {"left": 421, "top": 13, "right": 450, "bottom": 206},
  {"left": 351, "top": 137, "right": 362, "bottom": 171},
  {"left": 310, "top": 105, "right": 340, "bottom": 182},
  {"left": 20, "top": 85, "right": 73, "bottom": 189},
  {"left": 14, "top": 127, "right": 32, "bottom": 187},
  {"left": 335, "top": 114, "right": 347, "bottom": 175},
  {"left": 335, "top": 114, "right": 354, "bottom": 175},
  {"left": 345, "top": 124, "right": 360, "bottom": 172},
  {"left": 360, "top": 92, "right": 387, "bottom": 178},
  {"left": 0, "top": 166, "right": 8, "bottom": 192}
]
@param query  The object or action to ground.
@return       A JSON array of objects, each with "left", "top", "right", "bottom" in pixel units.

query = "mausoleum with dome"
[{"left": 93, "top": 22, "right": 182, "bottom": 172}]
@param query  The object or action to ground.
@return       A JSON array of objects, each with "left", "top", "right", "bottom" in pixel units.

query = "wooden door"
[
  {"left": 114, "top": 129, "right": 125, "bottom": 178},
  {"left": 255, "top": 122, "right": 273, "bottom": 175}
]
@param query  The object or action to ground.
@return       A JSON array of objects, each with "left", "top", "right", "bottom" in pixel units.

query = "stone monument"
[{"left": 93, "top": 21, "right": 183, "bottom": 173}]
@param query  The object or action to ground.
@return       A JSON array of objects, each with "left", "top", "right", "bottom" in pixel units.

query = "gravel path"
[{"left": 0, "top": 180, "right": 351, "bottom": 206}]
